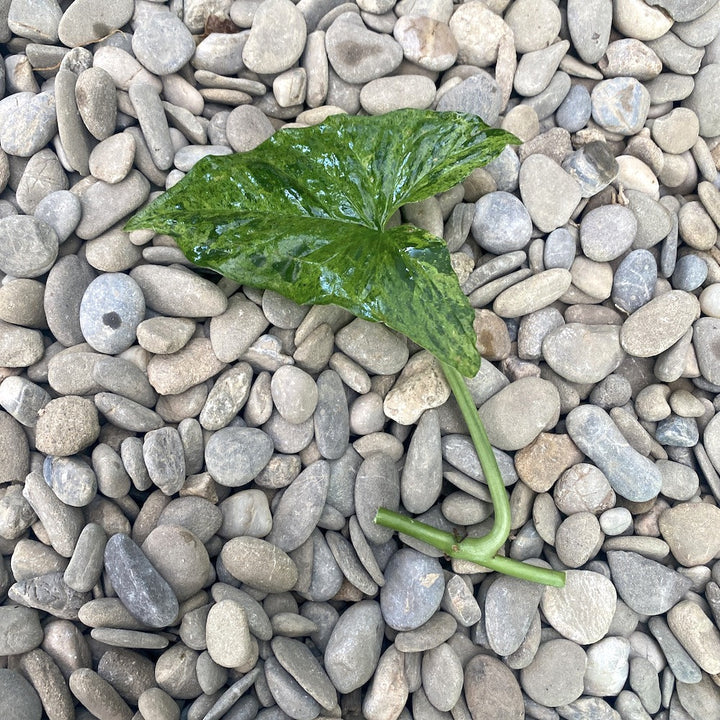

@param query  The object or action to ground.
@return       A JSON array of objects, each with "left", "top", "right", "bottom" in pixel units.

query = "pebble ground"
[{"left": 0, "top": 0, "right": 719, "bottom": 719}]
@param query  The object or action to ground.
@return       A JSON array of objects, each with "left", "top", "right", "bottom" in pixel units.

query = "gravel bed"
[{"left": 0, "top": 0, "right": 719, "bottom": 719}]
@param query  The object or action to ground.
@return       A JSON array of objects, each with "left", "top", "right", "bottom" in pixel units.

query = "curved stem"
[
  {"left": 374, "top": 359, "right": 566, "bottom": 588},
  {"left": 439, "top": 361, "right": 511, "bottom": 558}
]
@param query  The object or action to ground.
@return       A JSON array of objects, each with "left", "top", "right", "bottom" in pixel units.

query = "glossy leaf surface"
[{"left": 126, "top": 109, "right": 519, "bottom": 376}]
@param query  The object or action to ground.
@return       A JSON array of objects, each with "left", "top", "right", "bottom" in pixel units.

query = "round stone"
[
  {"left": 204, "top": 427, "right": 274, "bottom": 487},
  {"left": 471, "top": 191, "right": 532, "bottom": 253},
  {"left": 591, "top": 77, "right": 651, "bottom": 135},
  {"left": 465, "top": 655, "right": 525, "bottom": 720},
  {"left": 392, "top": 15, "right": 458, "bottom": 71},
  {"left": 521, "top": 639, "right": 587, "bottom": 707},
  {"left": 35, "top": 396, "right": 100, "bottom": 457},
  {"left": 477, "top": 377, "right": 561, "bottom": 451},
  {"left": 651, "top": 108, "right": 700, "bottom": 154},
  {"left": 542, "top": 323, "right": 625, "bottom": 384},
  {"left": 504, "top": 0, "right": 562, "bottom": 53},
  {"left": 131, "top": 10, "right": 196, "bottom": 76},
  {"left": 0, "top": 215, "right": 58, "bottom": 278},
  {"left": 380, "top": 548, "right": 445, "bottom": 631},
  {"left": 242, "top": 0, "right": 307, "bottom": 74},
  {"left": 79, "top": 273, "right": 145, "bottom": 355},
  {"left": 142, "top": 525, "right": 210, "bottom": 602},
  {"left": 580, "top": 204, "right": 638, "bottom": 261},
  {"left": 659, "top": 502, "right": 720, "bottom": 566},
  {"left": 0, "top": 606, "right": 43, "bottom": 655}
]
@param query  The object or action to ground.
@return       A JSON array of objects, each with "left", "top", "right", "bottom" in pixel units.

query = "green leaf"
[{"left": 125, "top": 109, "right": 519, "bottom": 376}]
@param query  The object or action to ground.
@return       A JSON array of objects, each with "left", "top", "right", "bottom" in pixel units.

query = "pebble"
[
  {"left": 103, "top": 533, "right": 179, "bottom": 628},
  {"left": 0, "top": 92, "right": 57, "bottom": 156},
  {"left": 566, "top": 405, "right": 662, "bottom": 501},
  {"left": 43, "top": 455, "right": 97, "bottom": 508},
  {"left": 0, "top": 215, "right": 58, "bottom": 278},
  {"left": 79, "top": 273, "right": 145, "bottom": 355},
  {"left": 504, "top": 0, "right": 561, "bottom": 54},
  {"left": 325, "top": 13, "right": 402, "bottom": 84},
  {"left": 448, "top": 1, "right": 508, "bottom": 67},
  {"left": 266, "top": 461, "right": 329, "bottom": 551},
  {"left": 493, "top": 268, "right": 572, "bottom": 318},
  {"left": 612, "top": 249, "right": 657, "bottom": 313},
  {"left": 9, "top": 572, "right": 90, "bottom": 621},
  {"left": 204, "top": 426, "right": 274, "bottom": 487},
  {"left": 620, "top": 290, "right": 700, "bottom": 357},
  {"left": 542, "top": 323, "right": 625, "bottom": 384},
  {"left": 221, "top": 536, "right": 298, "bottom": 592},
  {"left": 464, "top": 654, "right": 524, "bottom": 720},
  {"left": 667, "top": 599, "right": 720, "bottom": 674},
  {"left": 323, "top": 600, "right": 384, "bottom": 693},
  {"left": 205, "top": 599, "right": 255, "bottom": 669},
  {"left": 683, "top": 63, "right": 720, "bottom": 136},
  {"left": 392, "top": 15, "right": 457, "bottom": 71},
  {"left": 521, "top": 638, "right": 587, "bottom": 707},
  {"left": 380, "top": 548, "right": 444, "bottom": 631},
  {"left": 0, "top": 605, "right": 43, "bottom": 655},
  {"left": 580, "top": 204, "right": 638, "bottom": 262},
  {"left": 437, "top": 71, "right": 503, "bottom": 125},
  {"left": 335, "top": 318, "right": 408, "bottom": 375},
  {"left": 35, "top": 395, "right": 100, "bottom": 457},
  {"left": 0, "top": 669, "right": 42, "bottom": 720},
  {"left": 591, "top": 77, "right": 650, "bottom": 135},
  {"left": 243, "top": 0, "right": 307, "bottom": 74},
  {"left": 359, "top": 75, "right": 436, "bottom": 115},
  {"left": 658, "top": 501, "right": 720, "bottom": 565},
  {"left": 131, "top": 11, "right": 195, "bottom": 77},
  {"left": 477, "top": 376, "right": 560, "bottom": 451},
  {"left": 519, "top": 154, "right": 582, "bottom": 232},
  {"left": 471, "top": 191, "right": 531, "bottom": 253},
  {"left": 485, "top": 573, "right": 545, "bottom": 656}
]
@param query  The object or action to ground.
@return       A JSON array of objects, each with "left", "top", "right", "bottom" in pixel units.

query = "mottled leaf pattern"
[{"left": 126, "top": 109, "right": 519, "bottom": 376}]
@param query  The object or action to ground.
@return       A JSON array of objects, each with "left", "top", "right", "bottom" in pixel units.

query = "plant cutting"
[{"left": 126, "top": 108, "right": 565, "bottom": 588}]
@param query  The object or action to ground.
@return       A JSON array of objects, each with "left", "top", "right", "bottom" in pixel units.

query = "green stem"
[
  {"left": 374, "top": 509, "right": 564, "bottom": 587},
  {"left": 374, "top": 360, "right": 566, "bottom": 588}
]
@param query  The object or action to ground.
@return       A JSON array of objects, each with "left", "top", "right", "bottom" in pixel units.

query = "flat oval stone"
[
  {"left": 541, "top": 569, "right": 617, "bottom": 645},
  {"left": 620, "top": 290, "right": 700, "bottom": 357},
  {"left": 324, "top": 600, "right": 384, "bottom": 693},
  {"left": 130, "top": 265, "right": 227, "bottom": 318},
  {"left": 392, "top": 15, "right": 458, "bottom": 71},
  {"left": 335, "top": 318, "right": 408, "bottom": 374},
  {"left": 478, "top": 377, "right": 561, "bottom": 452},
  {"left": 380, "top": 548, "right": 445, "bottom": 631},
  {"left": 359, "top": 74, "right": 436, "bottom": 114},
  {"left": 354, "top": 452, "right": 400, "bottom": 544},
  {"left": 75, "top": 67, "right": 118, "bottom": 141},
  {"left": 221, "top": 536, "right": 298, "bottom": 592},
  {"left": 205, "top": 599, "right": 255, "bottom": 669},
  {"left": 493, "top": 268, "right": 572, "bottom": 318},
  {"left": 521, "top": 638, "right": 587, "bottom": 707},
  {"left": 464, "top": 654, "right": 524, "bottom": 720},
  {"left": 58, "top": 0, "right": 133, "bottom": 47},
  {"left": 668, "top": 600, "right": 720, "bottom": 674},
  {"left": 485, "top": 573, "right": 545, "bottom": 656},
  {"left": 103, "top": 533, "right": 179, "bottom": 628},
  {"left": 612, "top": 249, "right": 657, "bottom": 314},
  {"left": 566, "top": 405, "right": 662, "bottom": 502},
  {"left": 266, "top": 461, "right": 329, "bottom": 552},
  {"left": 542, "top": 323, "right": 625, "bottom": 383},
  {"left": 580, "top": 204, "right": 638, "bottom": 261}
]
